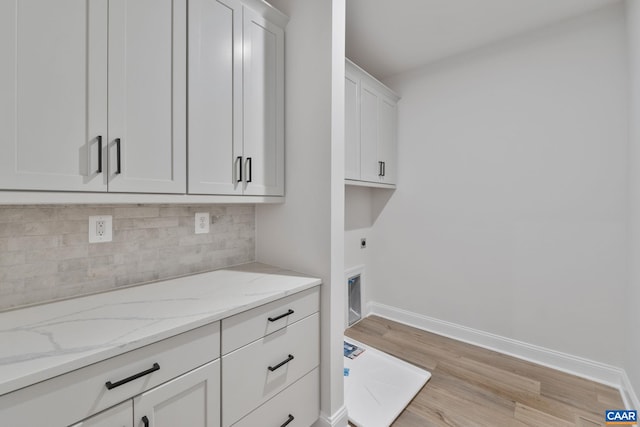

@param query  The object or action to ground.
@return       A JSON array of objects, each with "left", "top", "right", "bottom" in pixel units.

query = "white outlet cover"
[
  {"left": 195, "top": 212, "right": 210, "bottom": 234},
  {"left": 89, "top": 215, "right": 113, "bottom": 243}
]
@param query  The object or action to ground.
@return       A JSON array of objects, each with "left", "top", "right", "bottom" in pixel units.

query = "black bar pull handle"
[
  {"left": 280, "top": 414, "right": 295, "bottom": 427},
  {"left": 246, "top": 157, "right": 252, "bottom": 183},
  {"left": 268, "top": 309, "right": 294, "bottom": 322},
  {"left": 378, "top": 161, "right": 384, "bottom": 177},
  {"left": 142, "top": 416, "right": 149, "bottom": 427},
  {"left": 268, "top": 354, "right": 294, "bottom": 372},
  {"left": 236, "top": 156, "right": 243, "bottom": 183},
  {"left": 105, "top": 363, "right": 160, "bottom": 390},
  {"left": 382, "top": 161, "right": 386, "bottom": 177},
  {"left": 97, "top": 135, "right": 103, "bottom": 174},
  {"left": 115, "top": 138, "right": 122, "bottom": 174}
]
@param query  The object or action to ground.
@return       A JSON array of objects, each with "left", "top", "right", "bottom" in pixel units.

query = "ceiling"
[{"left": 346, "top": 0, "right": 622, "bottom": 80}]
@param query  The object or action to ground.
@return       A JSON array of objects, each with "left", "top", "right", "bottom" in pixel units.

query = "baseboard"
[
  {"left": 314, "top": 405, "right": 349, "bottom": 427},
  {"left": 368, "top": 301, "right": 638, "bottom": 410}
]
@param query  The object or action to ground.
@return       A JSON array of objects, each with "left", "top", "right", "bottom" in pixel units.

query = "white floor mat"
[{"left": 344, "top": 337, "right": 431, "bottom": 427}]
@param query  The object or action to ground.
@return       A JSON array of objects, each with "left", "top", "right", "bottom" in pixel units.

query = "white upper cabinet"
[
  {"left": 345, "top": 59, "right": 399, "bottom": 187},
  {"left": 0, "top": 0, "right": 186, "bottom": 194},
  {"left": 378, "top": 94, "right": 398, "bottom": 184},
  {"left": 188, "top": 0, "right": 286, "bottom": 196},
  {"left": 107, "top": 0, "right": 186, "bottom": 193},
  {"left": 345, "top": 67, "right": 361, "bottom": 181},
  {"left": 0, "top": 0, "right": 108, "bottom": 192},
  {"left": 0, "top": 0, "right": 285, "bottom": 199},
  {"left": 360, "top": 82, "right": 380, "bottom": 183},
  {"left": 242, "top": 7, "right": 284, "bottom": 196},
  {"left": 188, "top": 0, "right": 243, "bottom": 195}
]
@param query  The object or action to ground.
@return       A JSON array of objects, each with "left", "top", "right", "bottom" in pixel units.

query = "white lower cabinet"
[
  {"left": 0, "top": 287, "right": 320, "bottom": 427},
  {"left": 221, "top": 287, "right": 320, "bottom": 355},
  {"left": 71, "top": 401, "right": 133, "bottom": 427},
  {"left": 233, "top": 368, "right": 319, "bottom": 427},
  {"left": 134, "top": 360, "right": 220, "bottom": 427},
  {"left": 222, "top": 313, "right": 319, "bottom": 426},
  {"left": 221, "top": 287, "right": 320, "bottom": 427},
  {"left": 73, "top": 361, "right": 220, "bottom": 427},
  {"left": 0, "top": 322, "right": 220, "bottom": 427}
]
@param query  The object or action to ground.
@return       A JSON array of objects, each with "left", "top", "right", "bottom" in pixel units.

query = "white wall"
[
  {"left": 257, "top": 0, "right": 347, "bottom": 425},
  {"left": 372, "top": 4, "right": 629, "bottom": 366},
  {"left": 345, "top": 186, "right": 372, "bottom": 269},
  {"left": 626, "top": 0, "right": 640, "bottom": 407},
  {"left": 345, "top": 228, "right": 369, "bottom": 270},
  {"left": 345, "top": 186, "right": 373, "bottom": 326}
]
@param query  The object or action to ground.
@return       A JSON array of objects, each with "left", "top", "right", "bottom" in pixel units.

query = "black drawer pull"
[
  {"left": 236, "top": 156, "right": 243, "bottom": 183},
  {"left": 105, "top": 363, "right": 160, "bottom": 390},
  {"left": 268, "top": 355, "right": 294, "bottom": 372},
  {"left": 246, "top": 157, "right": 252, "bottom": 183},
  {"left": 97, "top": 135, "right": 102, "bottom": 174},
  {"left": 280, "top": 414, "right": 295, "bottom": 427},
  {"left": 115, "top": 138, "right": 122, "bottom": 174},
  {"left": 268, "top": 309, "right": 294, "bottom": 322},
  {"left": 142, "top": 415, "right": 149, "bottom": 427}
]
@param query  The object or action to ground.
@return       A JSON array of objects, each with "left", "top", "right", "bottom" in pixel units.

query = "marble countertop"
[{"left": 0, "top": 263, "right": 321, "bottom": 397}]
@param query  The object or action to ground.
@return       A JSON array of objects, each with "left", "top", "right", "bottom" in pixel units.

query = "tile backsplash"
[{"left": 0, "top": 204, "right": 255, "bottom": 311}]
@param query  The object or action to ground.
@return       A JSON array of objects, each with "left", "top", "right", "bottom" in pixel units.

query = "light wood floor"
[{"left": 345, "top": 316, "right": 624, "bottom": 427}]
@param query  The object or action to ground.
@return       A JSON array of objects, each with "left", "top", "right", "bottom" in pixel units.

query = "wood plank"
[
  {"left": 575, "top": 415, "right": 604, "bottom": 427},
  {"left": 425, "top": 369, "right": 517, "bottom": 417},
  {"left": 514, "top": 402, "right": 575, "bottom": 427},
  {"left": 437, "top": 356, "right": 541, "bottom": 396}
]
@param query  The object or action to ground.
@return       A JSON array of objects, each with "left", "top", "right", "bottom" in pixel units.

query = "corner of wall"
[{"left": 626, "top": 0, "right": 640, "bottom": 408}]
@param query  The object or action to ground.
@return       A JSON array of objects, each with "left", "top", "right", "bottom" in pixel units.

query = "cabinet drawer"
[
  {"left": 222, "top": 313, "right": 319, "bottom": 427},
  {"left": 222, "top": 287, "right": 319, "bottom": 355},
  {"left": 0, "top": 322, "right": 219, "bottom": 427},
  {"left": 233, "top": 368, "right": 319, "bottom": 427}
]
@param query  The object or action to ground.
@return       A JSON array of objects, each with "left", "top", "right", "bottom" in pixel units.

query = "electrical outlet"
[
  {"left": 195, "top": 212, "right": 210, "bottom": 234},
  {"left": 89, "top": 215, "right": 112, "bottom": 243},
  {"left": 96, "top": 219, "right": 106, "bottom": 237}
]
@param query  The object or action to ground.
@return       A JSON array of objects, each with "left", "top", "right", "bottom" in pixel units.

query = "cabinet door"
[
  {"left": 133, "top": 360, "right": 220, "bottom": 427},
  {"left": 107, "top": 0, "right": 186, "bottom": 194},
  {"left": 360, "top": 83, "right": 380, "bottom": 183},
  {"left": 0, "top": 0, "right": 108, "bottom": 192},
  {"left": 242, "top": 7, "right": 285, "bottom": 196},
  {"left": 345, "top": 69, "right": 361, "bottom": 180},
  {"left": 70, "top": 400, "right": 132, "bottom": 427},
  {"left": 188, "top": 0, "right": 243, "bottom": 195},
  {"left": 378, "top": 95, "right": 397, "bottom": 184}
]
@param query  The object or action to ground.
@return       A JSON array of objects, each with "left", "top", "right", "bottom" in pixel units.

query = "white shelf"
[{"left": 345, "top": 179, "right": 396, "bottom": 190}]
